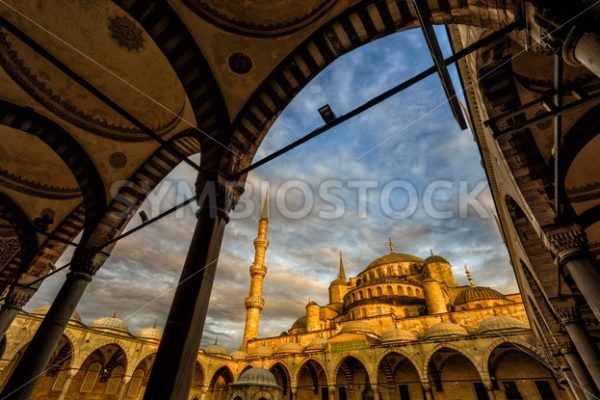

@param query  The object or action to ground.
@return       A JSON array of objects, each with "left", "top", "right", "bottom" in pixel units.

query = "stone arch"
[
  {"left": 0, "top": 191, "right": 38, "bottom": 271},
  {"left": 425, "top": 346, "right": 485, "bottom": 397},
  {"left": 125, "top": 352, "right": 157, "bottom": 399},
  {"left": 376, "top": 350, "right": 423, "bottom": 400},
  {"left": 270, "top": 362, "right": 292, "bottom": 397},
  {"left": 423, "top": 343, "right": 482, "bottom": 378},
  {"left": 71, "top": 339, "right": 131, "bottom": 371},
  {"left": 481, "top": 338, "right": 547, "bottom": 379},
  {"left": 334, "top": 355, "right": 372, "bottom": 400},
  {"left": 209, "top": 365, "right": 234, "bottom": 400},
  {"left": 296, "top": 359, "right": 327, "bottom": 400}
]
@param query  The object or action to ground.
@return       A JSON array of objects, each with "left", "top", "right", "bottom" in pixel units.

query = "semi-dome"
[
  {"left": 204, "top": 343, "right": 229, "bottom": 355},
  {"left": 423, "top": 255, "right": 450, "bottom": 264},
  {"left": 250, "top": 345, "right": 275, "bottom": 357},
  {"left": 380, "top": 328, "right": 418, "bottom": 343},
  {"left": 233, "top": 368, "right": 280, "bottom": 388},
  {"left": 425, "top": 322, "right": 468, "bottom": 338},
  {"left": 454, "top": 286, "right": 505, "bottom": 305},
  {"left": 137, "top": 326, "right": 162, "bottom": 341},
  {"left": 31, "top": 305, "right": 82, "bottom": 323},
  {"left": 340, "top": 320, "right": 376, "bottom": 336},
  {"left": 89, "top": 315, "right": 129, "bottom": 334},
  {"left": 305, "top": 337, "right": 328, "bottom": 352},
  {"left": 365, "top": 251, "right": 423, "bottom": 271},
  {"left": 274, "top": 341, "right": 304, "bottom": 355},
  {"left": 478, "top": 316, "right": 529, "bottom": 333},
  {"left": 291, "top": 316, "right": 306, "bottom": 330},
  {"left": 231, "top": 350, "right": 248, "bottom": 360}
]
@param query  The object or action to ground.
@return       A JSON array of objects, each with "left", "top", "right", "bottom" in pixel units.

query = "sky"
[{"left": 27, "top": 27, "right": 517, "bottom": 350}]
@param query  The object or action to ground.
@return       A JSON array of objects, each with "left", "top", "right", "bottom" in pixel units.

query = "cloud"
[{"left": 27, "top": 29, "right": 515, "bottom": 351}]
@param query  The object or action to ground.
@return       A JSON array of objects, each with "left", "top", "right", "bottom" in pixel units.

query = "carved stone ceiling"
[{"left": 0, "top": 0, "right": 189, "bottom": 142}]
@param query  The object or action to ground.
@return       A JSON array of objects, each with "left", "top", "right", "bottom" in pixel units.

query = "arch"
[
  {"left": 334, "top": 356, "right": 371, "bottom": 399},
  {"left": 561, "top": 103, "right": 600, "bottom": 181},
  {"left": 296, "top": 359, "right": 327, "bottom": 400},
  {"left": 0, "top": 100, "right": 107, "bottom": 233},
  {"left": 377, "top": 351, "right": 423, "bottom": 400},
  {"left": 209, "top": 365, "right": 234, "bottom": 400},
  {"left": 386, "top": 286, "right": 393, "bottom": 296},
  {"left": 426, "top": 346, "right": 484, "bottom": 397},
  {"left": 376, "top": 287, "right": 383, "bottom": 296},
  {"left": 270, "top": 362, "right": 291, "bottom": 396},
  {"left": 0, "top": 192, "right": 38, "bottom": 270},
  {"left": 397, "top": 286, "right": 404, "bottom": 296},
  {"left": 367, "top": 288, "right": 373, "bottom": 298},
  {"left": 127, "top": 368, "right": 145, "bottom": 398},
  {"left": 125, "top": 351, "right": 158, "bottom": 398}
]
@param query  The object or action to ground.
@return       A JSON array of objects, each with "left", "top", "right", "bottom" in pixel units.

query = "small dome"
[
  {"left": 231, "top": 350, "right": 248, "bottom": 360},
  {"left": 479, "top": 316, "right": 529, "bottom": 333},
  {"left": 274, "top": 342, "right": 304, "bottom": 355},
  {"left": 205, "top": 343, "right": 228, "bottom": 355},
  {"left": 90, "top": 315, "right": 129, "bottom": 334},
  {"left": 340, "top": 320, "right": 376, "bottom": 336},
  {"left": 30, "top": 305, "right": 82, "bottom": 323},
  {"left": 233, "top": 368, "right": 280, "bottom": 388},
  {"left": 365, "top": 252, "right": 423, "bottom": 271},
  {"left": 424, "top": 255, "right": 450, "bottom": 264},
  {"left": 291, "top": 316, "right": 306, "bottom": 330},
  {"left": 380, "top": 328, "right": 418, "bottom": 343},
  {"left": 425, "top": 322, "right": 468, "bottom": 338},
  {"left": 454, "top": 286, "right": 505, "bottom": 305},
  {"left": 305, "top": 337, "right": 328, "bottom": 352},
  {"left": 137, "top": 326, "right": 162, "bottom": 341},
  {"left": 250, "top": 345, "right": 274, "bottom": 357}
]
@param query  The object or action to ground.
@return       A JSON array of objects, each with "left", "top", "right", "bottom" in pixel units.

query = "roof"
[
  {"left": 380, "top": 328, "right": 418, "bottom": 343},
  {"left": 204, "top": 343, "right": 228, "bottom": 355},
  {"left": 364, "top": 251, "right": 423, "bottom": 271},
  {"left": 425, "top": 322, "right": 468, "bottom": 338},
  {"left": 137, "top": 326, "right": 162, "bottom": 341},
  {"left": 478, "top": 316, "right": 528, "bottom": 333},
  {"left": 30, "top": 304, "right": 82, "bottom": 323},
  {"left": 232, "top": 368, "right": 280, "bottom": 389},
  {"left": 423, "top": 255, "right": 450, "bottom": 264},
  {"left": 454, "top": 286, "right": 505, "bottom": 305},
  {"left": 89, "top": 316, "right": 129, "bottom": 334}
]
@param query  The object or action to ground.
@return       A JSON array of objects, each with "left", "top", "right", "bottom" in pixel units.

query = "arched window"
[
  {"left": 80, "top": 362, "right": 101, "bottom": 393},
  {"left": 398, "top": 286, "right": 404, "bottom": 296},
  {"left": 361, "top": 308, "right": 367, "bottom": 318},
  {"left": 376, "top": 287, "right": 383, "bottom": 296},
  {"left": 51, "top": 369, "right": 69, "bottom": 392},
  {"left": 351, "top": 293, "right": 356, "bottom": 302},
  {"left": 367, "top": 288, "right": 373, "bottom": 298},
  {"left": 358, "top": 291, "right": 363, "bottom": 300},
  {"left": 404, "top": 309, "right": 409, "bottom": 317},
  {"left": 106, "top": 365, "right": 124, "bottom": 395},
  {"left": 128, "top": 369, "right": 144, "bottom": 397},
  {"left": 386, "top": 286, "right": 393, "bottom": 295},
  {"left": 407, "top": 287, "right": 414, "bottom": 296},
  {"left": 416, "top": 288, "right": 421, "bottom": 296}
]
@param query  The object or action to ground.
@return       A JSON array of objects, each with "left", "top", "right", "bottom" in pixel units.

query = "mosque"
[{"left": 0, "top": 198, "right": 573, "bottom": 400}]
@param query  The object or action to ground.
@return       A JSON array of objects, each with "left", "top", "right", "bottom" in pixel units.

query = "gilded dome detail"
[
  {"left": 305, "top": 338, "right": 328, "bottom": 351},
  {"left": 137, "top": 326, "right": 162, "bottom": 341},
  {"left": 339, "top": 320, "right": 376, "bottom": 336},
  {"left": 250, "top": 345, "right": 275, "bottom": 357}
]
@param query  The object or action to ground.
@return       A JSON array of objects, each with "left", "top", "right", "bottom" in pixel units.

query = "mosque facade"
[{"left": 0, "top": 201, "right": 573, "bottom": 400}]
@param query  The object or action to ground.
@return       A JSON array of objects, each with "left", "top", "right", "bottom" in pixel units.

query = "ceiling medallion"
[
  {"left": 109, "top": 152, "right": 128, "bottom": 169},
  {"left": 228, "top": 52, "right": 253, "bottom": 74},
  {"left": 108, "top": 15, "right": 144, "bottom": 51}
]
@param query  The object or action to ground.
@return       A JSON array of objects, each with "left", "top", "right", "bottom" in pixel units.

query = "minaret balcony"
[{"left": 245, "top": 296, "right": 265, "bottom": 310}]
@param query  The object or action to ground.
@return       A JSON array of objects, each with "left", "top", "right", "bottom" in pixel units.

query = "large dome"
[
  {"left": 340, "top": 320, "right": 376, "bottom": 336},
  {"left": 478, "top": 316, "right": 529, "bottom": 333},
  {"left": 274, "top": 341, "right": 304, "bottom": 355},
  {"left": 380, "top": 328, "right": 418, "bottom": 343},
  {"left": 204, "top": 343, "right": 229, "bottom": 356},
  {"left": 305, "top": 338, "right": 328, "bottom": 352},
  {"left": 423, "top": 255, "right": 450, "bottom": 264},
  {"left": 425, "top": 322, "right": 468, "bottom": 338},
  {"left": 137, "top": 326, "right": 162, "bottom": 341},
  {"left": 365, "top": 251, "right": 423, "bottom": 270},
  {"left": 233, "top": 368, "right": 280, "bottom": 388},
  {"left": 231, "top": 350, "right": 248, "bottom": 360},
  {"left": 291, "top": 316, "right": 306, "bottom": 330},
  {"left": 89, "top": 315, "right": 129, "bottom": 334},
  {"left": 454, "top": 287, "right": 505, "bottom": 305},
  {"left": 30, "top": 305, "right": 82, "bottom": 323}
]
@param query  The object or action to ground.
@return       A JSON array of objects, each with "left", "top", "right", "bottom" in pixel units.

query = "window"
[
  {"left": 80, "top": 362, "right": 101, "bottom": 393},
  {"left": 367, "top": 288, "right": 372, "bottom": 298},
  {"left": 128, "top": 369, "right": 144, "bottom": 397},
  {"left": 535, "top": 381, "right": 556, "bottom": 400},
  {"left": 503, "top": 381, "right": 522, "bottom": 400},
  {"left": 398, "top": 286, "right": 404, "bottom": 295},
  {"left": 376, "top": 287, "right": 383, "bottom": 296},
  {"left": 386, "top": 286, "right": 393, "bottom": 295},
  {"left": 415, "top": 289, "right": 421, "bottom": 296},
  {"left": 473, "top": 382, "right": 490, "bottom": 400},
  {"left": 361, "top": 308, "right": 367, "bottom": 318},
  {"left": 407, "top": 287, "right": 413, "bottom": 296},
  {"left": 399, "top": 385, "right": 410, "bottom": 400},
  {"left": 105, "top": 365, "right": 124, "bottom": 395},
  {"left": 358, "top": 291, "right": 363, "bottom": 300}
]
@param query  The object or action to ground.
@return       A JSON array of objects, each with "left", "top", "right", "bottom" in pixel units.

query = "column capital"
[
  {"left": 196, "top": 169, "right": 244, "bottom": 220},
  {"left": 3, "top": 285, "right": 36, "bottom": 309},
  {"left": 545, "top": 224, "right": 588, "bottom": 263},
  {"left": 557, "top": 306, "right": 579, "bottom": 326}
]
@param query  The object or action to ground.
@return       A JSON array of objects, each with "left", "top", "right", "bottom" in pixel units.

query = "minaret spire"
[
  {"left": 242, "top": 193, "right": 270, "bottom": 351},
  {"left": 464, "top": 264, "right": 474, "bottom": 287},
  {"left": 389, "top": 237, "right": 395, "bottom": 253},
  {"left": 338, "top": 251, "right": 346, "bottom": 281}
]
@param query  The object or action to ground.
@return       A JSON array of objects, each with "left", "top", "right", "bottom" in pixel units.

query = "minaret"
[
  {"left": 329, "top": 251, "right": 348, "bottom": 305},
  {"left": 338, "top": 251, "right": 346, "bottom": 281},
  {"left": 464, "top": 265, "right": 474, "bottom": 287},
  {"left": 242, "top": 194, "right": 269, "bottom": 350}
]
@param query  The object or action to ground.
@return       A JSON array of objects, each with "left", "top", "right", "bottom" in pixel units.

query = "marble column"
[
  {"left": 143, "top": 171, "right": 241, "bottom": 400},
  {"left": 547, "top": 226, "right": 600, "bottom": 322},
  {"left": 0, "top": 250, "right": 102, "bottom": 399},
  {"left": 0, "top": 285, "right": 35, "bottom": 339},
  {"left": 559, "top": 307, "right": 600, "bottom": 392}
]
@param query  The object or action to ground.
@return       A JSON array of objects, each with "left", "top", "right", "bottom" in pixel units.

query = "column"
[
  {"left": 559, "top": 307, "right": 600, "bottom": 391},
  {"left": 57, "top": 372, "right": 75, "bottom": 400},
  {"left": 0, "top": 285, "right": 35, "bottom": 338},
  {"left": 328, "top": 386, "right": 336, "bottom": 400},
  {"left": 143, "top": 171, "right": 241, "bottom": 400},
  {"left": 563, "top": 28, "right": 600, "bottom": 78},
  {"left": 371, "top": 384, "right": 381, "bottom": 400},
  {"left": 422, "top": 383, "right": 434, "bottom": 400},
  {"left": 117, "top": 377, "right": 131, "bottom": 400},
  {"left": 561, "top": 346, "right": 600, "bottom": 400},
  {"left": 483, "top": 381, "right": 497, "bottom": 400},
  {"left": 291, "top": 387, "right": 298, "bottom": 400},
  {"left": 547, "top": 226, "right": 600, "bottom": 321},
  {"left": 0, "top": 252, "right": 101, "bottom": 399}
]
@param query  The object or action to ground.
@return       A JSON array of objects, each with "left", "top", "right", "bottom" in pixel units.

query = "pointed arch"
[
  {"left": 296, "top": 359, "right": 327, "bottom": 400},
  {"left": 0, "top": 192, "right": 37, "bottom": 271},
  {"left": 426, "top": 346, "right": 484, "bottom": 397},
  {"left": 270, "top": 362, "right": 291, "bottom": 396},
  {"left": 377, "top": 351, "right": 423, "bottom": 400}
]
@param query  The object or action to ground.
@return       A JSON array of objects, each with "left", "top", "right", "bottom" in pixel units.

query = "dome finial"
[
  {"left": 388, "top": 237, "right": 395, "bottom": 253},
  {"left": 430, "top": 249, "right": 434, "bottom": 256},
  {"left": 464, "top": 264, "right": 474, "bottom": 287},
  {"left": 112, "top": 312, "right": 117, "bottom": 318}
]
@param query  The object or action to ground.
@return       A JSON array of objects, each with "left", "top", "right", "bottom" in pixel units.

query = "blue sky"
[{"left": 28, "top": 27, "right": 516, "bottom": 350}]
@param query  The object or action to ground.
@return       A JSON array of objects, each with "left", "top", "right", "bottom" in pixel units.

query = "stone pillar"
[
  {"left": 57, "top": 372, "right": 75, "bottom": 400},
  {"left": 423, "top": 279, "right": 447, "bottom": 314},
  {"left": 483, "top": 381, "right": 496, "bottom": 400},
  {"left": 422, "top": 383, "right": 434, "bottom": 400},
  {"left": 559, "top": 307, "right": 600, "bottom": 391},
  {"left": 306, "top": 301, "right": 320, "bottom": 332},
  {"left": 291, "top": 387, "right": 298, "bottom": 400},
  {"left": 547, "top": 226, "right": 600, "bottom": 321},
  {"left": 143, "top": 172, "right": 241, "bottom": 400},
  {"left": 561, "top": 346, "right": 600, "bottom": 400},
  {"left": 117, "top": 377, "right": 131, "bottom": 400},
  {"left": 563, "top": 28, "right": 600, "bottom": 78},
  {"left": 328, "top": 386, "right": 336, "bottom": 400},
  {"left": 0, "top": 285, "right": 35, "bottom": 338},
  {"left": 371, "top": 384, "right": 381, "bottom": 400},
  {"left": 0, "top": 252, "right": 101, "bottom": 399}
]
